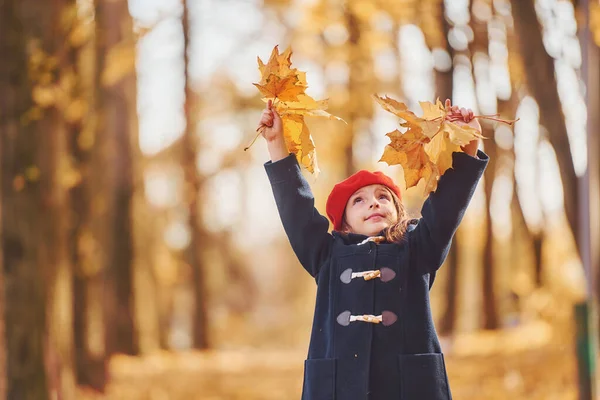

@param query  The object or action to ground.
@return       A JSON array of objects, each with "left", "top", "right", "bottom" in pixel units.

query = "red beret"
[{"left": 326, "top": 170, "right": 402, "bottom": 231}]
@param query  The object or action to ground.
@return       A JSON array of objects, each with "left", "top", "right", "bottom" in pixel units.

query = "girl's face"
[{"left": 342, "top": 184, "right": 399, "bottom": 237}]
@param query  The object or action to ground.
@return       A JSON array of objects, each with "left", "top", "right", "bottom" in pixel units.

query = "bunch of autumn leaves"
[{"left": 251, "top": 46, "right": 513, "bottom": 194}]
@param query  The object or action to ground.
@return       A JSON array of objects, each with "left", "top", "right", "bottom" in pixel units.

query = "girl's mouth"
[{"left": 366, "top": 213, "right": 386, "bottom": 221}]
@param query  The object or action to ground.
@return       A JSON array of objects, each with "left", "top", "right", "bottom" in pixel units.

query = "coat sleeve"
[
  {"left": 412, "top": 149, "right": 489, "bottom": 274},
  {"left": 264, "top": 154, "right": 334, "bottom": 278}
]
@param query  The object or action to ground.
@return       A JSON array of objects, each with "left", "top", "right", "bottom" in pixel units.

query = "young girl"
[{"left": 259, "top": 99, "right": 488, "bottom": 400}]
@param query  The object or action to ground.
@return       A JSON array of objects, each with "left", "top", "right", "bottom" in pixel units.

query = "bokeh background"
[{"left": 1, "top": 0, "right": 600, "bottom": 399}]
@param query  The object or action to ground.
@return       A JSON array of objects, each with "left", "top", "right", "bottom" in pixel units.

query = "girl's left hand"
[{"left": 444, "top": 99, "right": 481, "bottom": 157}]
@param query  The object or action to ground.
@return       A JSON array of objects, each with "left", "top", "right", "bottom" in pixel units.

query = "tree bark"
[
  {"left": 0, "top": 1, "right": 78, "bottom": 398},
  {"left": 511, "top": 0, "right": 579, "bottom": 251},
  {"left": 0, "top": 0, "right": 49, "bottom": 390},
  {"left": 95, "top": 0, "right": 138, "bottom": 357},
  {"left": 71, "top": 18, "right": 108, "bottom": 388},
  {"left": 435, "top": 2, "right": 458, "bottom": 336},
  {"left": 501, "top": 3, "right": 546, "bottom": 288},
  {"left": 469, "top": 5, "right": 499, "bottom": 329},
  {"left": 0, "top": 162, "right": 5, "bottom": 400},
  {"left": 183, "top": 1, "right": 209, "bottom": 349},
  {"left": 345, "top": 8, "right": 360, "bottom": 176},
  {"left": 344, "top": 4, "right": 374, "bottom": 175},
  {"left": 39, "top": 83, "right": 77, "bottom": 400},
  {"left": 480, "top": 126, "right": 499, "bottom": 329}
]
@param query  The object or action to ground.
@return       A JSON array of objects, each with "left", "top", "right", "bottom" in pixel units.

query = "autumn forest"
[{"left": 1, "top": 0, "right": 600, "bottom": 399}]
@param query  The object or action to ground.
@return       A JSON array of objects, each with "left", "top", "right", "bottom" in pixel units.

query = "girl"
[{"left": 259, "top": 99, "right": 488, "bottom": 400}]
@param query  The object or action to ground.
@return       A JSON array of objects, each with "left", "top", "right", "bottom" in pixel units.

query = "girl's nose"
[{"left": 369, "top": 199, "right": 380, "bottom": 209}]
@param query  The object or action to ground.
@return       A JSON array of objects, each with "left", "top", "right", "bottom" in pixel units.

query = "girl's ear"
[{"left": 340, "top": 219, "right": 350, "bottom": 233}]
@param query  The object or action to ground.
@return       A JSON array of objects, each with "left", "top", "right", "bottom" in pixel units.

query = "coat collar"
[
  {"left": 332, "top": 231, "right": 375, "bottom": 245},
  {"left": 331, "top": 219, "right": 419, "bottom": 245}
]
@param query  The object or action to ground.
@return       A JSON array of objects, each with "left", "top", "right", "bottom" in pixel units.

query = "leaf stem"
[
  {"left": 444, "top": 113, "right": 520, "bottom": 126},
  {"left": 474, "top": 115, "right": 520, "bottom": 125},
  {"left": 244, "top": 126, "right": 265, "bottom": 151}
]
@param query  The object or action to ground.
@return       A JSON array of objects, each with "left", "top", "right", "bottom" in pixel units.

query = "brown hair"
[
  {"left": 382, "top": 190, "right": 412, "bottom": 243},
  {"left": 342, "top": 188, "right": 413, "bottom": 243}
]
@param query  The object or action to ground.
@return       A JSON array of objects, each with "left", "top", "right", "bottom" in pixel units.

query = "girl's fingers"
[
  {"left": 460, "top": 108, "right": 469, "bottom": 121},
  {"left": 261, "top": 111, "right": 274, "bottom": 121},
  {"left": 267, "top": 99, "right": 272, "bottom": 110},
  {"left": 259, "top": 115, "right": 273, "bottom": 127},
  {"left": 271, "top": 108, "right": 282, "bottom": 123}
]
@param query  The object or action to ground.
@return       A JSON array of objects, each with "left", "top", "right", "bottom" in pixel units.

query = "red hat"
[{"left": 326, "top": 170, "right": 402, "bottom": 231}]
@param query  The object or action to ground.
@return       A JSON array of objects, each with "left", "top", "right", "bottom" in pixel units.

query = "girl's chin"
[{"left": 359, "top": 222, "right": 390, "bottom": 236}]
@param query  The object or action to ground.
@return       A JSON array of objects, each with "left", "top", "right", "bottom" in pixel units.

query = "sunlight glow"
[
  {"left": 399, "top": 25, "right": 434, "bottom": 108},
  {"left": 144, "top": 165, "right": 183, "bottom": 209},
  {"left": 536, "top": 0, "right": 587, "bottom": 176},
  {"left": 514, "top": 97, "right": 544, "bottom": 233},
  {"left": 164, "top": 220, "right": 191, "bottom": 250},
  {"left": 490, "top": 172, "right": 513, "bottom": 240}
]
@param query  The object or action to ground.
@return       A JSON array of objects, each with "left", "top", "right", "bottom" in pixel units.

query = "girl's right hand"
[{"left": 257, "top": 99, "right": 284, "bottom": 142}]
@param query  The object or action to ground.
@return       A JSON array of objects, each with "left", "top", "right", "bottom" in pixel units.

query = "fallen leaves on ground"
[{"left": 78, "top": 322, "right": 579, "bottom": 400}]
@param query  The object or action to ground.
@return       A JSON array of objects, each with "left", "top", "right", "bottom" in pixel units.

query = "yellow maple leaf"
[
  {"left": 250, "top": 46, "right": 345, "bottom": 174},
  {"left": 424, "top": 130, "right": 461, "bottom": 177},
  {"left": 374, "top": 95, "right": 442, "bottom": 139},
  {"left": 257, "top": 46, "right": 296, "bottom": 84},
  {"left": 379, "top": 129, "right": 433, "bottom": 188},
  {"left": 253, "top": 74, "right": 304, "bottom": 102},
  {"left": 420, "top": 99, "right": 445, "bottom": 120},
  {"left": 441, "top": 120, "right": 485, "bottom": 146},
  {"left": 374, "top": 95, "right": 484, "bottom": 194},
  {"left": 282, "top": 114, "right": 320, "bottom": 174}
]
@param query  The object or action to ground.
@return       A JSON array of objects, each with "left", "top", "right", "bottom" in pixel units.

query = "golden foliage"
[
  {"left": 76, "top": 336, "right": 576, "bottom": 400},
  {"left": 102, "top": 42, "right": 137, "bottom": 87},
  {"left": 592, "top": 1, "right": 600, "bottom": 46},
  {"left": 374, "top": 95, "right": 484, "bottom": 194},
  {"left": 26, "top": 40, "right": 89, "bottom": 126},
  {"left": 253, "top": 45, "right": 344, "bottom": 174}
]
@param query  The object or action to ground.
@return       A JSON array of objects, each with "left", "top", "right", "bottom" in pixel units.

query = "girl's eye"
[
  {"left": 379, "top": 194, "right": 390, "bottom": 200},
  {"left": 353, "top": 197, "right": 363, "bottom": 204}
]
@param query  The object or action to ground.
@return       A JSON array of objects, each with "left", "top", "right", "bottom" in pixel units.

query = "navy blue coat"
[{"left": 265, "top": 150, "right": 488, "bottom": 400}]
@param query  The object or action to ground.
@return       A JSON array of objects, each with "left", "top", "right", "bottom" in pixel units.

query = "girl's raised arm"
[
  {"left": 412, "top": 109, "right": 488, "bottom": 275},
  {"left": 258, "top": 100, "right": 289, "bottom": 162},
  {"left": 260, "top": 102, "right": 333, "bottom": 278}
]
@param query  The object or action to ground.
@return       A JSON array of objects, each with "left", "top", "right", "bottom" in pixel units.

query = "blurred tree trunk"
[
  {"left": 1, "top": 1, "right": 78, "bottom": 398},
  {"left": 593, "top": 19, "right": 600, "bottom": 307},
  {"left": 0, "top": 178, "right": 4, "bottom": 400},
  {"left": 344, "top": 5, "right": 374, "bottom": 175},
  {"left": 579, "top": 0, "right": 600, "bottom": 313},
  {"left": 183, "top": 1, "right": 209, "bottom": 349},
  {"left": 95, "top": 0, "right": 138, "bottom": 356},
  {"left": 435, "top": 2, "right": 458, "bottom": 335},
  {"left": 0, "top": 10, "right": 49, "bottom": 392},
  {"left": 39, "top": 71, "right": 77, "bottom": 400},
  {"left": 345, "top": 8, "right": 360, "bottom": 175},
  {"left": 0, "top": 70, "right": 5, "bottom": 399},
  {"left": 502, "top": 6, "right": 545, "bottom": 288},
  {"left": 480, "top": 127, "right": 499, "bottom": 329},
  {"left": 132, "top": 156, "right": 162, "bottom": 354},
  {"left": 71, "top": 11, "right": 108, "bottom": 389},
  {"left": 470, "top": 7, "right": 499, "bottom": 329},
  {"left": 511, "top": 0, "right": 580, "bottom": 251}
]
